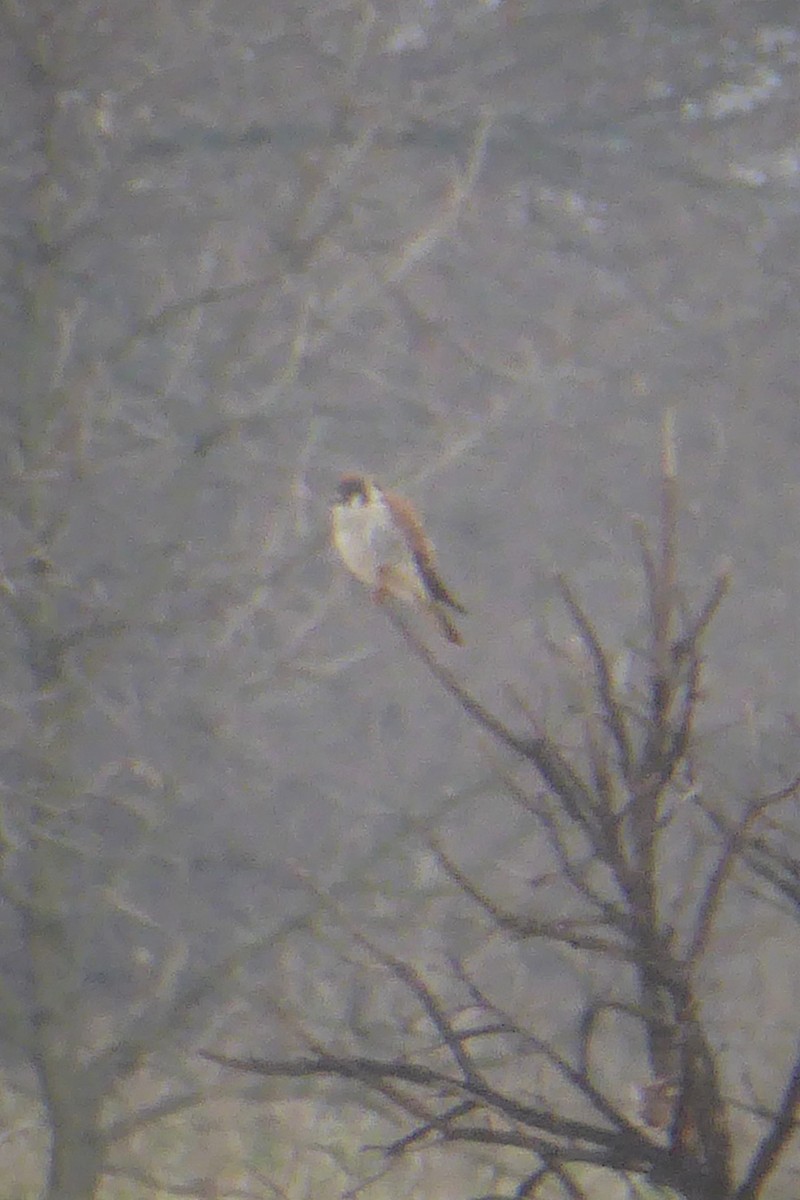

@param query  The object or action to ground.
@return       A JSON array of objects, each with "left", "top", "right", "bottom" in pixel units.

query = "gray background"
[{"left": 1, "top": 0, "right": 799, "bottom": 1189}]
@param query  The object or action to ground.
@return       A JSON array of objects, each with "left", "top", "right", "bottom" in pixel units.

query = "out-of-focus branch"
[{"left": 735, "top": 1046, "right": 800, "bottom": 1200}]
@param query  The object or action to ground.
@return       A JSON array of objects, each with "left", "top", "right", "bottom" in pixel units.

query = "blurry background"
[{"left": 1, "top": 1, "right": 799, "bottom": 1196}]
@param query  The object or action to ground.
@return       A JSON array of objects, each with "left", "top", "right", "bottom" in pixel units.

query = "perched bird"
[{"left": 331, "top": 474, "right": 466, "bottom": 645}]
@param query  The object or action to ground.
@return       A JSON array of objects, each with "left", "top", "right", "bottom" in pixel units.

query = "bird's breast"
[{"left": 332, "top": 503, "right": 384, "bottom": 586}]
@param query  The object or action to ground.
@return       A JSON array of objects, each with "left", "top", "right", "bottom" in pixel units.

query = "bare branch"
[
  {"left": 557, "top": 576, "right": 634, "bottom": 780},
  {"left": 200, "top": 1049, "right": 670, "bottom": 1172},
  {"left": 382, "top": 604, "right": 602, "bottom": 836},
  {"left": 735, "top": 1046, "right": 800, "bottom": 1200}
]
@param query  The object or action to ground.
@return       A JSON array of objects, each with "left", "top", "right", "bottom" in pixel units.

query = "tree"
[
  {"left": 0, "top": 3, "right": 501, "bottom": 1195},
  {"left": 4, "top": 3, "right": 799, "bottom": 1197},
  {"left": 205, "top": 426, "right": 800, "bottom": 1200}
]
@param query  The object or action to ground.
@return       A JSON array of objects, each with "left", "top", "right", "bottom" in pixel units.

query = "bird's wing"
[
  {"left": 367, "top": 508, "right": 407, "bottom": 567},
  {"left": 382, "top": 490, "right": 467, "bottom": 613}
]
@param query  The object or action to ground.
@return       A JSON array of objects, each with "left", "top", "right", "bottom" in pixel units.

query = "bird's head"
[{"left": 336, "top": 474, "right": 372, "bottom": 506}]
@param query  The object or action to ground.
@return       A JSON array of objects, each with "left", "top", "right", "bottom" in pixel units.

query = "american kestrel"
[{"left": 331, "top": 474, "right": 466, "bottom": 645}]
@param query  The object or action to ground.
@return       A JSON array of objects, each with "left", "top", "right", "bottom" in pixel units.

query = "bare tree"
[
  {"left": 205, "top": 426, "right": 800, "bottom": 1200},
  {"left": 0, "top": 3, "right": 505, "bottom": 1196},
  {"left": 4, "top": 3, "right": 800, "bottom": 1198}
]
